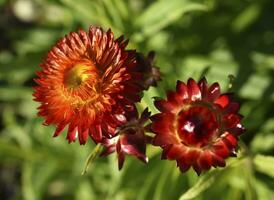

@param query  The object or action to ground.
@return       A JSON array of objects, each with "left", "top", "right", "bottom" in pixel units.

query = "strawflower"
[
  {"left": 33, "top": 26, "right": 144, "bottom": 144},
  {"left": 151, "top": 78, "right": 245, "bottom": 175}
]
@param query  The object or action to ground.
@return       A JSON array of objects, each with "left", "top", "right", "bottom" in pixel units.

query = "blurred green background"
[{"left": 0, "top": 0, "right": 274, "bottom": 199}]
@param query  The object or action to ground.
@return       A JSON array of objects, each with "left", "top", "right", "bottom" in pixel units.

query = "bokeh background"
[{"left": 0, "top": 0, "right": 274, "bottom": 199}]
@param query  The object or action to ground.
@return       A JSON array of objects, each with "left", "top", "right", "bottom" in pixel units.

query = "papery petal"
[
  {"left": 187, "top": 78, "right": 201, "bottom": 101},
  {"left": 33, "top": 26, "right": 145, "bottom": 145},
  {"left": 207, "top": 83, "right": 220, "bottom": 102},
  {"left": 151, "top": 77, "right": 245, "bottom": 174}
]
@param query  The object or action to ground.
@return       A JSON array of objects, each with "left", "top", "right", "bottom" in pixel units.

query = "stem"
[{"left": 81, "top": 143, "right": 103, "bottom": 175}]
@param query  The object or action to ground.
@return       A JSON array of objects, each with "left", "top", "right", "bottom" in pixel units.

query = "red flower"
[
  {"left": 100, "top": 108, "right": 150, "bottom": 169},
  {"left": 33, "top": 26, "right": 143, "bottom": 144},
  {"left": 151, "top": 78, "right": 245, "bottom": 175}
]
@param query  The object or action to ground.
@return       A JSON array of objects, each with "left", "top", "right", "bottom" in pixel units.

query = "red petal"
[
  {"left": 177, "top": 158, "right": 191, "bottom": 173},
  {"left": 193, "top": 163, "right": 202, "bottom": 175},
  {"left": 118, "top": 152, "right": 125, "bottom": 170},
  {"left": 176, "top": 81, "right": 188, "bottom": 99},
  {"left": 198, "top": 77, "right": 208, "bottom": 98},
  {"left": 211, "top": 153, "right": 226, "bottom": 167},
  {"left": 187, "top": 78, "right": 201, "bottom": 101},
  {"left": 54, "top": 123, "right": 66, "bottom": 137},
  {"left": 150, "top": 112, "right": 174, "bottom": 125},
  {"left": 161, "top": 144, "right": 172, "bottom": 159},
  {"left": 184, "top": 149, "right": 200, "bottom": 165},
  {"left": 213, "top": 141, "right": 230, "bottom": 158},
  {"left": 153, "top": 134, "right": 179, "bottom": 146},
  {"left": 207, "top": 83, "right": 220, "bottom": 102},
  {"left": 223, "top": 114, "right": 241, "bottom": 129},
  {"left": 223, "top": 134, "right": 238, "bottom": 149},
  {"left": 79, "top": 129, "right": 89, "bottom": 145},
  {"left": 151, "top": 121, "right": 172, "bottom": 134},
  {"left": 215, "top": 94, "right": 230, "bottom": 108},
  {"left": 228, "top": 123, "right": 245, "bottom": 135},
  {"left": 90, "top": 124, "right": 102, "bottom": 143},
  {"left": 224, "top": 102, "right": 240, "bottom": 114},
  {"left": 198, "top": 151, "right": 212, "bottom": 171},
  {"left": 166, "top": 144, "right": 187, "bottom": 160},
  {"left": 100, "top": 144, "right": 116, "bottom": 156},
  {"left": 167, "top": 91, "right": 183, "bottom": 106},
  {"left": 66, "top": 125, "right": 77, "bottom": 143}
]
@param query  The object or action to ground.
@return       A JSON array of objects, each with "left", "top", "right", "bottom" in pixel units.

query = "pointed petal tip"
[
  {"left": 118, "top": 152, "right": 125, "bottom": 170},
  {"left": 230, "top": 149, "right": 237, "bottom": 157},
  {"left": 176, "top": 80, "right": 183, "bottom": 87},
  {"left": 199, "top": 76, "right": 207, "bottom": 83},
  {"left": 139, "top": 156, "right": 149, "bottom": 164},
  {"left": 187, "top": 78, "right": 201, "bottom": 101},
  {"left": 194, "top": 168, "right": 202, "bottom": 176}
]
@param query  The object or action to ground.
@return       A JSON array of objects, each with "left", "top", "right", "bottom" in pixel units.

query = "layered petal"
[
  {"left": 100, "top": 108, "right": 150, "bottom": 169},
  {"left": 151, "top": 78, "right": 245, "bottom": 175},
  {"left": 33, "top": 26, "right": 144, "bottom": 144}
]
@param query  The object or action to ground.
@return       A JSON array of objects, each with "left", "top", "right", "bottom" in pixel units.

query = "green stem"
[{"left": 81, "top": 143, "right": 103, "bottom": 175}]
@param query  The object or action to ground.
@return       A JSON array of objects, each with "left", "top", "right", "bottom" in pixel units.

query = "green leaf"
[
  {"left": 179, "top": 170, "right": 220, "bottom": 200},
  {"left": 0, "top": 0, "right": 7, "bottom": 6},
  {"left": 22, "top": 162, "right": 37, "bottom": 200},
  {"left": 152, "top": 162, "right": 173, "bottom": 200},
  {"left": 135, "top": 0, "right": 207, "bottom": 37},
  {"left": 13, "top": 29, "right": 59, "bottom": 55},
  {"left": 232, "top": 4, "right": 261, "bottom": 33},
  {"left": 251, "top": 52, "right": 274, "bottom": 70},
  {"left": 0, "top": 86, "right": 32, "bottom": 101},
  {"left": 253, "top": 155, "right": 274, "bottom": 178},
  {"left": 251, "top": 134, "right": 274, "bottom": 153},
  {"left": 255, "top": 179, "right": 274, "bottom": 200},
  {"left": 81, "top": 144, "right": 103, "bottom": 175},
  {"left": 101, "top": 0, "right": 124, "bottom": 31},
  {"left": 239, "top": 74, "right": 271, "bottom": 100}
]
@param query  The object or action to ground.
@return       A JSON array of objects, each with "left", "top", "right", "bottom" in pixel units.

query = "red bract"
[
  {"left": 33, "top": 26, "right": 143, "bottom": 144},
  {"left": 136, "top": 51, "right": 161, "bottom": 90},
  {"left": 151, "top": 78, "right": 245, "bottom": 175},
  {"left": 101, "top": 108, "right": 150, "bottom": 169}
]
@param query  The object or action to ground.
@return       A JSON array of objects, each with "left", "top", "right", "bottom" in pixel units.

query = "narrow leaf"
[
  {"left": 179, "top": 170, "right": 220, "bottom": 200},
  {"left": 81, "top": 144, "right": 103, "bottom": 175},
  {"left": 253, "top": 155, "right": 274, "bottom": 178},
  {"left": 136, "top": 0, "right": 207, "bottom": 37}
]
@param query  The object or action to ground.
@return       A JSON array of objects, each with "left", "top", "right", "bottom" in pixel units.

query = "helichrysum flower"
[
  {"left": 33, "top": 26, "right": 144, "bottom": 144},
  {"left": 100, "top": 108, "right": 150, "bottom": 169},
  {"left": 151, "top": 78, "right": 245, "bottom": 175}
]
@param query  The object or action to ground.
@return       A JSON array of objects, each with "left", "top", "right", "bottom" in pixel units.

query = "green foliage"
[
  {"left": 135, "top": 0, "right": 207, "bottom": 38},
  {"left": 0, "top": 0, "right": 274, "bottom": 200},
  {"left": 254, "top": 155, "right": 274, "bottom": 178},
  {"left": 179, "top": 170, "right": 220, "bottom": 200}
]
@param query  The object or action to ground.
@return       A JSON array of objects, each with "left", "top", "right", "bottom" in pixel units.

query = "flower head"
[
  {"left": 33, "top": 26, "right": 143, "bottom": 144},
  {"left": 100, "top": 108, "right": 150, "bottom": 169},
  {"left": 151, "top": 78, "right": 245, "bottom": 175}
]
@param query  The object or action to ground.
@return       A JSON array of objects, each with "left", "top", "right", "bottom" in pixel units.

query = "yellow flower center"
[{"left": 64, "top": 63, "right": 96, "bottom": 89}]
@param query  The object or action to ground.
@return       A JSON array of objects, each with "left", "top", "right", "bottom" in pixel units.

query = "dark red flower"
[
  {"left": 136, "top": 51, "right": 161, "bottom": 90},
  {"left": 151, "top": 78, "right": 245, "bottom": 175},
  {"left": 100, "top": 108, "right": 150, "bottom": 169},
  {"left": 33, "top": 26, "right": 143, "bottom": 144}
]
